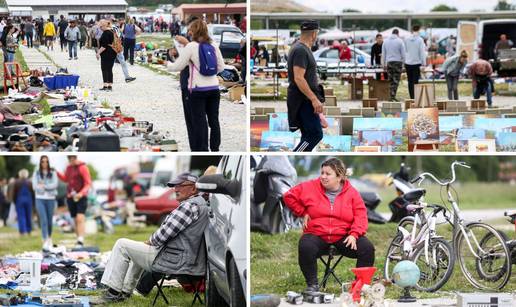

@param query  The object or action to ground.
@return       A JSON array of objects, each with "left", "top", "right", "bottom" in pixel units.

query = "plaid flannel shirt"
[{"left": 149, "top": 196, "right": 200, "bottom": 247}]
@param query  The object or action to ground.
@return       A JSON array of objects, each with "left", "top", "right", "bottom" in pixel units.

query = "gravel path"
[{"left": 21, "top": 44, "right": 246, "bottom": 152}]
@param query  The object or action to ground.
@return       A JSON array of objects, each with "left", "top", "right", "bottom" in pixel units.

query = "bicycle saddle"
[{"left": 402, "top": 188, "right": 426, "bottom": 202}]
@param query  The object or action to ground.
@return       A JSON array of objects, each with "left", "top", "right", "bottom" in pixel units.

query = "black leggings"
[
  {"left": 298, "top": 233, "right": 375, "bottom": 286},
  {"left": 189, "top": 89, "right": 221, "bottom": 151},
  {"left": 101, "top": 56, "right": 115, "bottom": 83}
]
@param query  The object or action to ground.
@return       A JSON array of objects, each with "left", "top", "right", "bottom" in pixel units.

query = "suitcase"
[{"left": 78, "top": 132, "right": 120, "bottom": 151}]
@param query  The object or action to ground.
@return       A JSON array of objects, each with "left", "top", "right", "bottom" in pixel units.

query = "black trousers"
[
  {"left": 293, "top": 101, "right": 323, "bottom": 152},
  {"left": 136, "top": 271, "right": 163, "bottom": 295},
  {"left": 60, "top": 34, "right": 67, "bottom": 50},
  {"left": 181, "top": 89, "right": 195, "bottom": 150},
  {"left": 298, "top": 233, "right": 375, "bottom": 286},
  {"left": 123, "top": 38, "right": 136, "bottom": 65},
  {"left": 189, "top": 89, "right": 221, "bottom": 152},
  {"left": 25, "top": 32, "right": 33, "bottom": 48},
  {"left": 0, "top": 201, "right": 9, "bottom": 225},
  {"left": 101, "top": 56, "right": 116, "bottom": 83},
  {"left": 405, "top": 64, "right": 421, "bottom": 99}
]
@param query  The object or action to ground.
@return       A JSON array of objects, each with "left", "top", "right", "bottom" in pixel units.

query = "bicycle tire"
[
  {"left": 475, "top": 229, "right": 511, "bottom": 282},
  {"left": 455, "top": 222, "right": 512, "bottom": 290},
  {"left": 384, "top": 217, "right": 415, "bottom": 281},
  {"left": 412, "top": 237, "right": 455, "bottom": 292}
]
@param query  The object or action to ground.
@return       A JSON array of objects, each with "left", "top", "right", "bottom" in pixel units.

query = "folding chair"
[
  {"left": 152, "top": 274, "right": 205, "bottom": 307},
  {"left": 318, "top": 245, "right": 344, "bottom": 288}
]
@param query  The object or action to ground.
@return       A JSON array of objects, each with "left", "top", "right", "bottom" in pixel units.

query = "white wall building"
[{"left": 5, "top": 0, "right": 128, "bottom": 21}]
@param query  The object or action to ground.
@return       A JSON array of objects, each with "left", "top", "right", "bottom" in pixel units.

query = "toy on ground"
[{"left": 341, "top": 267, "right": 388, "bottom": 307}]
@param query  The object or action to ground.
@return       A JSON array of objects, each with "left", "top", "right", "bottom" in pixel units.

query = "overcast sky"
[{"left": 293, "top": 0, "right": 511, "bottom": 13}]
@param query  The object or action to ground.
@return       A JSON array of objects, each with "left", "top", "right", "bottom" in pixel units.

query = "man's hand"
[
  {"left": 311, "top": 98, "right": 323, "bottom": 114},
  {"left": 96, "top": 53, "right": 100, "bottom": 60},
  {"left": 343, "top": 235, "right": 357, "bottom": 250},
  {"left": 303, "top": 214, "right": 311, "bottom": 230},
  {"left": 175, "top": 35, "right": 188, "bottom": 46}
]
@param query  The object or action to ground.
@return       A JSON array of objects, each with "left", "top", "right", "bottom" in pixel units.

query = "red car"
[{"left": 135, "top": 189, "right": 179, "bottom": 224}]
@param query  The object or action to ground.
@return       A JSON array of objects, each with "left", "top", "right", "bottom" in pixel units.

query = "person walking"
[
  {"left": 0, "top": 178, "right": 9, "bottom": 227},
  {"left": 113, "top": 19, "right": 136, "bottom": 83},
  {"left": 57, "top": 156, "right": 91, "bottom": 248},
  {"left": 122, "top": 18, "right": 140, "bottom": 65},
  {"left": 13, "top": 169, "right": 35, "bottom": 236},
  {"left": 440, "top": 50, "right": 468, "bottom": 100},
  {"left": 23, "top": 20, "right": 34, "bottom": 48},
  {"left": 78, "top": 21, "right": 88, "bottom": 50},
  {"left": 286, "top": 20, "right": 323, "bottom": 152},
  {"left": 4, "top": 26, "right": 18, "bottom": 74},
  {"left": 96, "top": 20, "right": 117, "bottom": 91},
  {"left": 57, "top": 15, "right": 69, "bottom": 52},
  {"left": 382, "top": 29, "right": 405, "bottom": 102},
  {"left": 404, "top": 25, "right": 426, "bottom": 100},
  {"left": 468, "top": 59, "right": 494, "bottom": 107},
  {"left": 371, "top": 34, "right": 387, "bottom": 80},
  {"left": 32, "top": 156, "right": 58, "bottom": 251},
  {"left": 165, "top": 19, "right": 225, "bottom": 152},
  {"left": 43, "top": 19, "right": 56, "bottom": 51},
  {"left": 64, "top": 20, "right": 81, "bottom": 60}
]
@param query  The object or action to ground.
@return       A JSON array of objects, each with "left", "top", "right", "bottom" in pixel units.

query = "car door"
[
  {"left": 319, "top": 48, "right": 340, "bottom": 64},
  {"left": 205, "top": 156, "right": 243, "bottom": 301},
  {"left": 219, "top": 30, "right": 244, "bottom": 59}
]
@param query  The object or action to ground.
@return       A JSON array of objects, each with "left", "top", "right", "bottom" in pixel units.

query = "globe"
[{"left": 392, "top": 260, "right": 420, "bottom": 288}]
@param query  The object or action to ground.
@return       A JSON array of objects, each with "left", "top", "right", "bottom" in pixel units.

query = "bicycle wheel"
[
  {"left": 456, "top": 222, "right": 512, "bottom": 290},
  {"left": 412, "top": 238, "right": 455, "bottom": 292}
]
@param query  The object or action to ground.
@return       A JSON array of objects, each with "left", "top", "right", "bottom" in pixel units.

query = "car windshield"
[
  {"left": 152, "top": 171, "right": 172, "bottom": 187},
  {"left": 221, "top": 31, "right": 244, "bottom": 43},
  {"left": 212, "top": 27, "right": 239, "bottom": 35}
]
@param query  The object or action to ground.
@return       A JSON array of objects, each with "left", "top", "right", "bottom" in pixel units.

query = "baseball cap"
[
  {"left": 167, "top": 172, "right": 198, "bottom": 187},
  {"left": 300, "top": 20, "right": 319, "bottom": 31}
]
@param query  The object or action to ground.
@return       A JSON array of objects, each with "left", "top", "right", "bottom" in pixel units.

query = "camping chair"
[
  {"left": 152, "top": 274, "right": 205, "bottom": 307},
  {"left": 318, "top": 245, "right": 344, "bottom": 288}
]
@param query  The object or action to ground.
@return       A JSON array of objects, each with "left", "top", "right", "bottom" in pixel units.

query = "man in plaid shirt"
[{"left": 93, "top": 172, "right": 203, "bottom": 305}]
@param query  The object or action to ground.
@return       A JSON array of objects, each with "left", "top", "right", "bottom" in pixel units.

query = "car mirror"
[{"left": 196, "top": 174, "right": 240, "bottom": 198}]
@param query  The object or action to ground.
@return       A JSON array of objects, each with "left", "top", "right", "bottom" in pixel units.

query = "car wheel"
[
  {"left": 228, "top": 258, "right": 246, "bottom": 307},
  {"left": 206, "top": 261, "right": 228, "bottom": 307}
]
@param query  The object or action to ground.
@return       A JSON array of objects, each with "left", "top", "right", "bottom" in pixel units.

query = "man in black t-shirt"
[
  {"left": 370, "top": 33, "right": 387, "bottom": 80},
  {"left": 287, "top": 20, "right": 323, "bottom": 152},
  {"left": 57, "top": 15, "right": 69, "bottom": 52}
]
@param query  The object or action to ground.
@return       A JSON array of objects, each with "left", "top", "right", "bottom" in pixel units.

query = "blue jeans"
[
  {"left": 116, "top": 52, "right": 130, "bottom": 79},
  {"left": 15, "top": 199, "right": 32, "bottom": 234},
  {"left": 5, "top": 51, "right": 15, "bottom": 74},
  {"left": 35, "top": 198, "right": 56, "bottom": 239},
  {"left": 474, "top": 78, "right": 493, "bottom": 106},
  {"left": 68, "top": 40, "right": 77, "bottom": 58}
]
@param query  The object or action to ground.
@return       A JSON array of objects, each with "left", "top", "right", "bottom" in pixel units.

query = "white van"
[
  {"left": 457, "top": 19, "right": 516, "bottom": 75},
  {"left": 148, "top": 156, "right": 190, "bottom": 197}
]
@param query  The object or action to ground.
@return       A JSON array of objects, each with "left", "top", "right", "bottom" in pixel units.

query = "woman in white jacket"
[
  {"left": 32, "top": 155, "right": 58, "bottom": 251},
  {"left": 166, "top": 19, "right": 225, "bottom": 151}
]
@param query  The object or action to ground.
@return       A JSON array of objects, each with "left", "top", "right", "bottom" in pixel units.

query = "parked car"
[
  {"left": 196, "top": 155, "right": 246, "bottom": 307},
  {"left": 313, "top": 46, "right": 371, "bottom": 66},
  {"left": 208, "top": 24, "right": 245, "bottom": 59},
  {"left": 134, "top": 189, "right": 179, "bottom": 224}
]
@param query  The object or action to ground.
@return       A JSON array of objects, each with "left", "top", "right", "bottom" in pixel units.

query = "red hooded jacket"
[
  {"left": 283, "top": 178, "right": 368, "bottom": 243},
  {"left": 57, "top": 161, "right": 91, "bottom": 198}
]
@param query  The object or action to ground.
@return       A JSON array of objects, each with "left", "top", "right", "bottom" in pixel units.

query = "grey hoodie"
[
  {"left": 404, "top": 33, "right": 426, "bottom": 65},
  {"left": 64, "top": 26, "right": 81, "bottom": 42},
  {"left": 382, "top": 34, "right": 405, "bottom": 65}
]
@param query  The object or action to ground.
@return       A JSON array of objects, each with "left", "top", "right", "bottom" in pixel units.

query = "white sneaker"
[{"left": 42, "top": 239, "right": 51, "bottom": 251}]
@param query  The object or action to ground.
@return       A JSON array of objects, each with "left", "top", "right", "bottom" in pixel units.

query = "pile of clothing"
[{"left": 0, "top": 79, "right": 176, "bottom": 152}]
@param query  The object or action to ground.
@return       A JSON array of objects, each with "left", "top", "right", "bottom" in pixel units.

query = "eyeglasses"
[{"left": 175, "top": 183, "right": 195, "bottom": 189}]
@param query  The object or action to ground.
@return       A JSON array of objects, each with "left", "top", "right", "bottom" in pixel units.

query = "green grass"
[
  {"left": 251, "top": 81, "right": 512, "bottom": 102},
  {"left": 375, "top": 182, "right": 516, "bottom": 213},
  {"left": 0, "top": 225, "right": 195, "bottom": 306},
  {"left": 15, "top": 48, "right": 29, "bottom": 72},
  {"left": 36, "top": 48, "right": 63, "bottom": 69},
  {"left": 251, "top": 224, "right": 516, "bottom": 299},
  {"left": 137, "top": 34, "right": 173, "bottom": 50}
]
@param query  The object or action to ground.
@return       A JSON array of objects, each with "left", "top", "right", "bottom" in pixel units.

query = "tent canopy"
[
  {"left": 318, "top": 29, "right": 352, "bottom": 41},
  {"left": 380, "top": 27, "right": 411, "bottom": 39}
]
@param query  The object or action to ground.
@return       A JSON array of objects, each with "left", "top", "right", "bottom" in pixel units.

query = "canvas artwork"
[
  {"left": 496, "top": 132, "right": 516, "bottom": 152},
  {"left": 260, "top": 131, "right": 296, "bottom": 151},
  {"left": 353, "top": 118, "right": 403, "bottom": 147},
  {"left": 408, "top": 108, "right": 439, "bottom": 145},
  {"left": 269, "top": 113, "right": 289, "bottom": 131},
  {"left": 467, "top": 139, "right": 496, "bottom": 153},
  {"left": 359, "top": 130, "right": 398, "bottom": 150},
  {"left": 354, "top": 145, "right": 382, "bottom": 152},
  {"left": 474, "top": 118, "right": 516, "bottom": 138},
  {"left": 439, "top": 115, "right": 463, "bottom": 145},
  {"left": 324, "top": 117, "right": 340, "bottom": 136},
  {"left": 317, "top": 135, "right": 352, "bottom": 152},
  {"left": 456, "top": 128, "right": 486, "bottom": 151},
  {"left": 250, "top": 115, "right": 270, "bottom": 149}
]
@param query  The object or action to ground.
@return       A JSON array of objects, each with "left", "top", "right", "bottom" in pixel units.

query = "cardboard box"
[
  {"left": 436, "top": 100, "right": 447, "bottom": 111},
  {"left": 348, "top": 78, "right": 363, "bottom": 100},
  {"left": 368, "top": 79, "right": 390, "bottom": 101},
  {"left": 470, "top": 99, "right": 486, "bottom": 110},
  {"left": 405, "top": 99, "right": 414, "bottom": 110},
  {"left": 362, "top": 107, "right": 376, "bottom": 117},
  {"left": 324, "top": 88, "right": 334, "bottom": 96},
  {"left": 229, "top": 86, "right": 245, "bottom": 102},
  {"left": 325, "top": 95, "right": 337, "bottom": 106},
  {"left": 362, "top": 98, "right": 378, "bottom": 111},
  {"left": 255, "top": 107, "right": 275, "bottom": 115},
  {"left": 323, "top": 107, "right": 341, "bottom": 116}
]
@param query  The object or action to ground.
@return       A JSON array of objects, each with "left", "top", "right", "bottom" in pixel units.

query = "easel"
[{"left": 414, "top": 84, "right": 434, "bottom": 108}]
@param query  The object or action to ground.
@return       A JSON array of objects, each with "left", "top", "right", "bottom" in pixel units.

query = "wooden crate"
[
  {"left": 324, "top": 88, "right": 334, "bottom": 96},
  {"left": 254, "top": 107, "right": 275, "bottom": 115},
  {"left": 362, "top": 107, "right": 376, "bottom": 117},
  {"left": 368, "top": 79, "right": 390, "bottom": 101},
  {"left": 436, "top": 100, "right": 447, "bottom": 111},
  {"left": 362, "top": 98, "right": 378, "bottom": 111},
  {"left": 325, "top": 95, "right": 337, "bottom": 107},
  {"left": 348, "top": 78, "right": 364, "bottom": 100},
  {"left": 349, "top": 108, "right": 363, "bottom": 116},
  {"left": 470, "top": 99, "right": 486, "bottom": 110},
  {"left": 323, "top": 107, "right": 341, "bottom": 116},
  {"left": 405, "top": 99, "right": 414, "bottom": 110}
]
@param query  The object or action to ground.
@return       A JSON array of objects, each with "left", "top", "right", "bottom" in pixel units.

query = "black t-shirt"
[
  {"left": 99, "top": 30, "right": 117, "bottom": 59},
  {"left": 287, "top": 42, "right": 318, "bottom": 98},
  {"left": 58, "top": 20, "right": 68, "bottom": 35}
]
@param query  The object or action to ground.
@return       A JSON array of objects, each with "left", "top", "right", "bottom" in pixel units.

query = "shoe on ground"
[
  {"left": 302, "top": 284, "right": 320, "bottom": 295},
  {"left": 75, "top": 240, "right": 84, "bottom": 249},
  {"left": 125, "top": 77, "right": 136, "bottom": 83},
  {"left": 132, "top": 289, "right": 145, "bottom": 297},
  {"left": 99, "top": 87, "right": 108, "bottom": 91},
  {"left": 74, "top": 57, "right": 78, "bottom": 60},
  {"left": 106, "top": 86, "right": 113, "bottom": 91},
  {"left": 68, "top": 58, "right": 72, "bottom": 60},
  {"left": 90, "top": 290, "right": 126, "bottom": 305}
]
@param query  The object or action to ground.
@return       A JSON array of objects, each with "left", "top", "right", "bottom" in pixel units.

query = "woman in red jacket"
[{"left": 283, "top": 158, "right": 375, "bottom": 293}]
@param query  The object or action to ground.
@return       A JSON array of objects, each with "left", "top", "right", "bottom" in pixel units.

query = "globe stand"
[{"left": 398, "top": 287, "right": 416, "bottom": 303}]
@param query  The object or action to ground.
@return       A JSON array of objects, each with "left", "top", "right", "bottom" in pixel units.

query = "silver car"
[
  {"left": 313, "top": 46, "right": 371, "bottom": 66},
  {"left": 196, "top": 155, "right": 247, "bottom": 307}
]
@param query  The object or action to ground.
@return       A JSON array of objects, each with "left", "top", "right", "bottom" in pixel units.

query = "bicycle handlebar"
[{"left": 415, "top": 161, "right": 470, "bottom": 186}]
